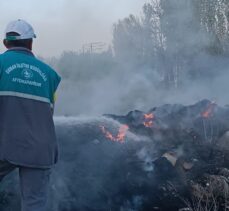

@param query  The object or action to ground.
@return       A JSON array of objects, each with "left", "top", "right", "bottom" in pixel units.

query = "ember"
[
  {"left": 201, "top": 102, "right": 216, "bottom": 118},
  {"left": 143, "top": 113, "right": 154, "bottom": 128},
  {"left": 100, "top": 124, "right": 129, "bottom": 143}
]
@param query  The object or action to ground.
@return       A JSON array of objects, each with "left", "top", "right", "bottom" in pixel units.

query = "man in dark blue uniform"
[{"left": 0, "top": 19, "right": 61, "bottom": 211}]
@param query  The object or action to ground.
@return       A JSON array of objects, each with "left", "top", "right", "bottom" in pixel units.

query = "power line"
[{"left": 82, "top": 42, "right": 107, "bottom": 54}]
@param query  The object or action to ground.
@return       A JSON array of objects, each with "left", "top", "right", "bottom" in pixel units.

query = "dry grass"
[{"left": 181, "top": 175, "right": 229, "bottom": 211}]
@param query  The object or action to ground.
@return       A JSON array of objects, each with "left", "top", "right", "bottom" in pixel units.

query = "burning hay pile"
[
  {"left": 104, "top": 99, "right": 229, "bottom": 210},
  {"left": 1, "top": 99, "right": 229, "bottom": 211}
]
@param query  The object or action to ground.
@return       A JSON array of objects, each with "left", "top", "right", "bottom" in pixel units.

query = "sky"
[{"left": 0, "top": 0, "right": 147, "bottom": 57}]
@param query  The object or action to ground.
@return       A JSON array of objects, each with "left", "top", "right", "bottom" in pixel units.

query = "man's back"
[
  {"left": 0, "top": 48, "right": 61, "bottom": 168},
  {"left": 0, "top": 19, "right": 61, "bottom": 211}
]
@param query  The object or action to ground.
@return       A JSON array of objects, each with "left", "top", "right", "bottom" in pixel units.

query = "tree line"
[
  {"left": 113, "top": 0, "right": 229, "bottom": 88},
  {"left": 51, "top": 0, "right": 229, "bottom": 90}
]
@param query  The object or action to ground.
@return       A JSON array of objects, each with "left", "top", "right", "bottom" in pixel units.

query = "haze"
[{"left": 0, "top": 0, "right": 146, "bottom": 57}]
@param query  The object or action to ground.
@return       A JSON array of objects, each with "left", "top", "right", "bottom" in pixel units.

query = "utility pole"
[{"left": 82, "top": 42, "right": 107, "bottom": 54}]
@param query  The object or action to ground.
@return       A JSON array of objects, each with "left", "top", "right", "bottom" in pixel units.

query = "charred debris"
[{"left": 103, "top": 99, "right": 229, "bottom": 211}]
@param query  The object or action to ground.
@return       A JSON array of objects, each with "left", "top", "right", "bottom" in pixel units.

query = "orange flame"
[
  {"left": 201, "top": 102, "right": 216, "bottom": 118},
  {"left": 144, "top": 113, "right": 154, "bottom": 119},
  {"left": 143, "top": 113, "right": 154, "bottom": 128},
  {"left": 143, "top": 121, "right": 153, "bottom": 128},
  {"left": 100, "top": 124, "right": 129, "bottom": 143}
]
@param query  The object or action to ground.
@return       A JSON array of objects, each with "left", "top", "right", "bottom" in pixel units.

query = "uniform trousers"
[{"left": 0, "top": 160, "right": 51, "bottom": 211}]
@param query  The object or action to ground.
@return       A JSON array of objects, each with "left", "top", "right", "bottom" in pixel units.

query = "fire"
[
  {"left": 143, "top": 113, "right": 154, "bottom": 128},
  {"left": 144, "top": 113, "right": 154, "bottom": 119},
  {"left": 144, "top": 121, "right": 153, "bottom": 128},
  {"left": 100, "top": 124, "right": 129, "bottom": 143},
  {"left": 201, "top": 102, "right": 216, "bottom": 118}
]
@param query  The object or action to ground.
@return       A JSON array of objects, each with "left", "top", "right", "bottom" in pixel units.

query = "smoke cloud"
[{"left": 52, "top": 0, "right": 229, "bottom": 116}]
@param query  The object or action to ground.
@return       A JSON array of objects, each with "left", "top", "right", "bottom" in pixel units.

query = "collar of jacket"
[{"left": 6, "top": 47, "right": 35, "bottom": 57}]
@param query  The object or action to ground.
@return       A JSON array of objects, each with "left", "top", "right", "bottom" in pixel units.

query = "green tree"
[{"left": 113, "top": 14, "right": 144, "bottom": 64}]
